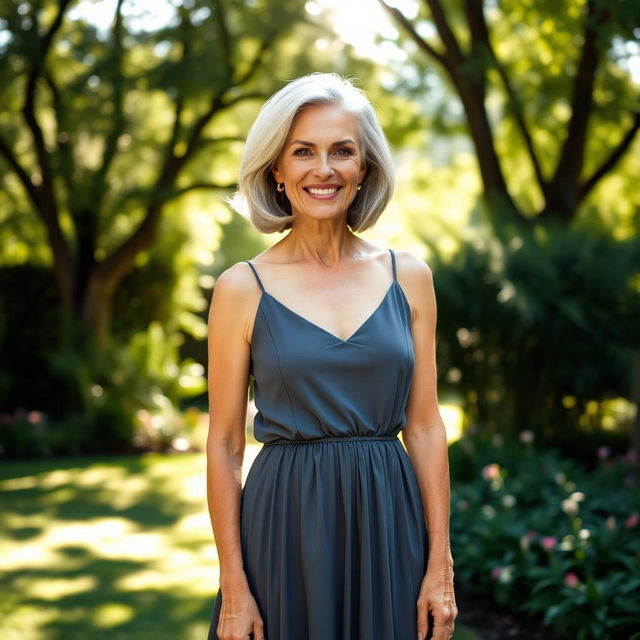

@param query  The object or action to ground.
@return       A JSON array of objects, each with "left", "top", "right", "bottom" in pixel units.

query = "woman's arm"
[
  {"left": 397, "top": 252, "right": 457, "bottom": 640},
  {"left": 206, "top": 263, "right": 264, "bottom": 640}
]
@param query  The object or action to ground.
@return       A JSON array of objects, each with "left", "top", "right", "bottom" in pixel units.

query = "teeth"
[{"left": 307, "top": 187, "right": 338, "bottom": 195}]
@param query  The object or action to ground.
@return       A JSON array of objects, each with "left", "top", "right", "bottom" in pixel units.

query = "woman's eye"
[
  {"left": 293, "top": 148, "right": 311, "bottom": 156},
  {"left": 335, "top": 148, "right": 353, "bottom": 156}
]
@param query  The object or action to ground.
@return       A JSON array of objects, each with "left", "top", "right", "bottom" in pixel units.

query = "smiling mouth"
[{"left": 304, "top": 186, "right": 341, "bottom": 196}]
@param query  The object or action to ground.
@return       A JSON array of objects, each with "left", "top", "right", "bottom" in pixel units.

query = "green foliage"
[
  {"left": 45, "top": 316, "right": 205, "bottom": 457},
  {"left": 449, "top": 433, "right": 640, "bottom": 639},
  {"left": 422, "top": 220, "right": 640, "bottom": 442},
  {"left": 0, "top": 314, "right": 206, "bottom": 459}
]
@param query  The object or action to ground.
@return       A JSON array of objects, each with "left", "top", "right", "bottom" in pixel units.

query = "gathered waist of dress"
[{"left": 262, "top": 434, "right": 400, "bottom": 447}]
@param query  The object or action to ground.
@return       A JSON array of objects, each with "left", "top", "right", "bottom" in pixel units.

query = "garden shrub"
[{"left": 449, "top": 433, "right": 640, "bottom": 639}]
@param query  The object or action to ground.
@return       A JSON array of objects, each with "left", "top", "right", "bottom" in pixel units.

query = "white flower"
[
  {"left": 559, "top": 534, "right": 575, "bottom": 551},
  {"left": 502, "top": 494, "right": 516, "bottom": 508},
  {"left": 519, "top": 430, "right": 535, "bottom": 444},
  {"left": 481, "top": 505, "right": 497, "bottom": 519},
  {"left": 562, "top": 498, "right": 579, "bottom": 516},
  {"left": 498, "top": 565, "right": 514, "bottom": 584}
]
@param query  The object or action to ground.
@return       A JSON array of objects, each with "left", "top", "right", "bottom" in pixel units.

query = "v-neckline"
[{"left": 261, "top": 280, "right": 398, "bottom": 344}]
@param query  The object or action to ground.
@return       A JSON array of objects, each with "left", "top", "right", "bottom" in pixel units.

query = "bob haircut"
[{"left": 230, "top": 73, "right": 395, "bottom": 234}]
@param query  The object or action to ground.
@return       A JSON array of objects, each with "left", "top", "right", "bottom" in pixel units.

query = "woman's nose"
[{"left": 312, "top": 153, "right": 335, "bottom": 177}]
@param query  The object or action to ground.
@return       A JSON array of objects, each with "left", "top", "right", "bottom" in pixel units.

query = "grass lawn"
[{"left": 0, "top": 452, "right": 480, "bottom": 640}]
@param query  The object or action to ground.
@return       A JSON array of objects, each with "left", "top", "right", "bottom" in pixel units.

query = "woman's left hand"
[{"left": 416, "top": 563, "right": 457, "bottom": 640}]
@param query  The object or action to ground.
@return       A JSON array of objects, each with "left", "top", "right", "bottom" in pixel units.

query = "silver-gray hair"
[{"left": 230, "top": 73, "right": 395, "bottom": 234}]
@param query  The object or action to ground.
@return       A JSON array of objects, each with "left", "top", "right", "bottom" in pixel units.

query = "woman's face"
[{"left": 272, "top": 103, "right": 366, "bottom": 223}]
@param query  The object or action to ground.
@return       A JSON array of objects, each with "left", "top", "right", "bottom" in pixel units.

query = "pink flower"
[
  {"left": 27, "top": 411, "right": 44, "bottom": 425},
  {"left": 624, "top": 513, "right": 639, "bottom": 529},
  {"left": 482, "top": 463, "right": 501, "bottom": 481},
  {"left": 597, "top": 446, "right": 610, "bottom": 459},
  {"left": 564, "top": 572, "right": 580, "bottom": 588},
  {"left": 490, "top": 566, "right": 502, "bottom": 580},
  {"left": 541, "top": 536, "right": 557, "bottom": 551}
]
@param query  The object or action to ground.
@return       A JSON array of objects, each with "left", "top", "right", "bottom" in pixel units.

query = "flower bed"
[{"left": 449, "top": 433, "right": 640, "bottom": 640}]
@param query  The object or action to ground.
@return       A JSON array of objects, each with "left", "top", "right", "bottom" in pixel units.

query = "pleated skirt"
[{"left": 207, "top": 437, "right": 430, "bottom": 640}]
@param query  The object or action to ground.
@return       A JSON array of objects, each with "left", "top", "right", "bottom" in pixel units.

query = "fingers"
[
  {"left": 432, "top": 624, "right": 455, "bottom": 639},
  {"left": 432, "top": 601, "right": 458, "bottom": 640},
  {"left": 416, "top": 596, "right": 429, "bottom": 640},
  {"left": 216, "top": 621, "right": 261, "bottom": 640},
  {"left": 418, "top": 596, "right": 458, "bottom": 640},
  {"left": 252, "top": 618, "right": 265, "bottom": 640}
]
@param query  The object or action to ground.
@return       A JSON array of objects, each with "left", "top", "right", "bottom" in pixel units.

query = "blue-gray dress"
[{"left": 207, "top": 249, "right": 429, "bottom": 639}]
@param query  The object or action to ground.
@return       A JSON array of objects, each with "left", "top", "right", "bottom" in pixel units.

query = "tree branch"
[
  {"left": 578, "top": 112, "right": 640, "bottom": 202},
  {"left": 21, "top": 0, "right": 73, "bottom": 217},
  {"left": 462, "top": 0, "right": 488, "bottom": 96},
  {"left": 169, "top": 181, "right": 237, "bottom": 199},
  {"left": 377, "top": 0, "right": 447, "bottom": 67},
  {"left": 546, "top": 0, "right": 608, "bottom": 214},
  {"left": 424, "top": 0, "right": 464, "bottom": 63},
  {"left": 43, "top": 72, "right": 76, "bottom": 204},
  {"left": 464, "top": 0, "right": 546, "bottom": 189},
  {"left": 212, "top": 0, "right": 233, "bottom": 84},
  {"left": 0, "top": 134, "right": 40, "bottom": 207},
  {"left": 92, "top": 0, "right": 127, "bottom": 211},
  {"left": 234, "top": 34, "right": 277, "bottom": 87}
]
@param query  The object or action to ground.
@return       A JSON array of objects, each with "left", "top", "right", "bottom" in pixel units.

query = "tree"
[
  {"left": 378, "top": 0, "right": 639, "bottom": 235},
  {"left": 0, "top": 0, "right": 319, "bottom": 348}
]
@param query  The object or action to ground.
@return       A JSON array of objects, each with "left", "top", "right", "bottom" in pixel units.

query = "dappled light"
[
  {"left": 0, "top": 454, "right": 217, "bottom": 639},
  {"left": 1, "top": 0, "right": 638, "bottom": 637}
]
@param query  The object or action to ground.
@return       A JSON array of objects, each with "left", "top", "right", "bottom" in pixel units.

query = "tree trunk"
[{"left": 82, "top": 273, "right": 114, "bottom": 351}]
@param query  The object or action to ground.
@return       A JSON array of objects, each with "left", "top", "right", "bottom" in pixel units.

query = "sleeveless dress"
[{"left": 207, "top": 249, "right": 430, "bottom": 640}]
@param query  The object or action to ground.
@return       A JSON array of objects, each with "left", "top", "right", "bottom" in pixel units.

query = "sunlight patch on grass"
[
  {"left": 24, "top": 575, "right": 97, "bottom": 601},
  {"left": 0, "top": 603, "right": 57, "bottom": 640},
  {"left": 173, "top": 511, "right": 211, "bottom": 535},
  {"left": 92, "top": 602, "right": 136, "bottom": 627},
  {"left": 0, "top": 475, "right": 40, "bottom": 490},
  {"left": 117, "top": 562, "right": 218, "bottom": 596},
  {"left": 1, "top": 453, "right": 219, "bottom": 638},
  {"left": 0, "top": 536, "right": 59, "bottom": 570}
]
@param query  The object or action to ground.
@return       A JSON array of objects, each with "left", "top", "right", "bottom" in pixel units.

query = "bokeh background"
[{"left": 1, "top": 1, "right": 639, "bottom": 638}]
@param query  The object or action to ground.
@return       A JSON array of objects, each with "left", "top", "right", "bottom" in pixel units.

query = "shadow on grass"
[{"left": 0, "top": 453, "right": 217, "bottom": 639}]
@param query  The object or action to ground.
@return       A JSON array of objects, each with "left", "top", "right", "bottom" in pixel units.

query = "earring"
[
  {"left": 357, "top": 184, "right": 362, "bottom": 191},
  {"left": 276, "top": 182, "right": 285, "bottom": 192}
]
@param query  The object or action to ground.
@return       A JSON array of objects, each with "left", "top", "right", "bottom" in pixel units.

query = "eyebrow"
[{"left": 288, "top": 138, "right": 357, "bottom": 147}]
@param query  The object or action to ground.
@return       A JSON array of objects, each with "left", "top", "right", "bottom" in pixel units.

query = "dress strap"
[
  {"left": 388, "top": 249, "right": 397, "bottom": 281},
  {"left": 244, "top": 260, "right": 265, "bottom": 293}
]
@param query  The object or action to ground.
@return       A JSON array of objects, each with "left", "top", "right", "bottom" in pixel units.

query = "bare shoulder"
[
  {"left": 208, "top": 261, "right": 262, "bottom": 342},
  {"left": 394, "top": 249, "right": 433, "bottom": 290},
  {"left": 392, "top": 249, "right": 435, "bottom": 322},
  {"left": 211, "top": 260, "right": 260, "bottom": 301}
]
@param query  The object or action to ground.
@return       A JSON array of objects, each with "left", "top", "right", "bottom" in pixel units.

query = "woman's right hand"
[{"left": 217, "top": 588, "right": 265, "bottom": 640}]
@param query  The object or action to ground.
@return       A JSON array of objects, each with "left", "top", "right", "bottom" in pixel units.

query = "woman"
[{"left": 206, "top": 73, "right": 457, "bottom": 640}]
